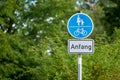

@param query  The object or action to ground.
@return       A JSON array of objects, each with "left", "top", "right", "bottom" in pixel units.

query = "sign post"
[
  {"left": 78, "top": 54, "right": 82, "bottom": 80},
  {"left": 67, "top": 13, "right": 94, "bottom": 80}
]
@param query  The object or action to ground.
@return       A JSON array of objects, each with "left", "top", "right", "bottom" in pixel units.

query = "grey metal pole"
[{"left": 78, "top": 54, "right": 82, "bottom": 80}]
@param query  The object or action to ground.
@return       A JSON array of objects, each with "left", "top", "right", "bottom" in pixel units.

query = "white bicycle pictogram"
[{"left": 74, "top": 28, "right": 87, "bottom": 36}]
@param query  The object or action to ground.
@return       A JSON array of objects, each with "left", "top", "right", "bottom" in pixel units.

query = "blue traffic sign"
[{"left": 67, "top": 13, "right": 94, "bottom": 39}]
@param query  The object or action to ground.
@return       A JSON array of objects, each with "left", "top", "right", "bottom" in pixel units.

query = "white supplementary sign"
[{"left": 68, "top": 39, "right": 94, "bottom": 54}]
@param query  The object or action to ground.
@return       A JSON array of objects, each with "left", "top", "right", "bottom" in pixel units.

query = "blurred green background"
[{"left": 0, "top": 0, "right": 120, "bottom": 80}]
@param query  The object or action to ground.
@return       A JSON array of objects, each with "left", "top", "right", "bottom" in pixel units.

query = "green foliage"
[
  {"left": 101, "top": 0, "right": 120, "bottom": 35},
  {"left": 83, "top": 39, "right": 120, "bottom": 80},
  {"left": 112, "top": 28, "right": 120, "bottom": 41},
  {"left": 0, "top": 30, "right": 77, "bottom": 80},
  {"left": 0, "top": 0, "right": 24, "bottom": 33}
]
